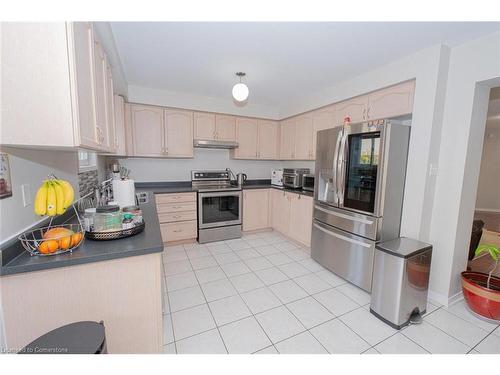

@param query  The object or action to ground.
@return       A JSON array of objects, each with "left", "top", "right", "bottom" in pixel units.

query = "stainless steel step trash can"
[{"left": 370, "top": 237, "right": 432, "bottom": 329}]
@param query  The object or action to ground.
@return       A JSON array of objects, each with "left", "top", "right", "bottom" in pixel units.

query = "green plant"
[{"left": 475, "top": 244, "right": 500, "bottom": 289}]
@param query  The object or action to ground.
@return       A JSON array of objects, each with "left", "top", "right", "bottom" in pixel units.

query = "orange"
[
  {"left": 70, "top": 232, "right": 83, "bottom": 247},
  {"left": 58, "top": 236, "right": 72, "bottom": 250},
  {"left": 43, "top": 227, "right": 73, "bottom": 240},
  {"left": 39, "top": 240, "right": 59, "bottom": 254}
]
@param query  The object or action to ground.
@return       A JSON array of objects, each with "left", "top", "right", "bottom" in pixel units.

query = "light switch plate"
[{"left": 22, "top": 184, "right": 31, "bottom": 207}]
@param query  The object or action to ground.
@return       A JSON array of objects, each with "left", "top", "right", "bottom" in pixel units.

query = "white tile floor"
[{"left": 161, "top": 231, "right": 500, "bottom": 354}]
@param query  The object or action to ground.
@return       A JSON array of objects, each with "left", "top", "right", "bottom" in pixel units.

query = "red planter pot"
[{"left": 461, "top": 271, "right": 500, "bottom": 321}]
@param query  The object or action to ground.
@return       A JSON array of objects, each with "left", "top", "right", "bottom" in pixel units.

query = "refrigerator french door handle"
[
  {"left": 332, "top": 130, "right": 343, "bottom": 201},
  {"left": 337, "top": 131, "right": 348, "bottom": 206}
]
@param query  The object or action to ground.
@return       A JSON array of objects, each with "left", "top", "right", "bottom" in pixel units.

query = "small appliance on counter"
[
  {"left": 236, "top": 173, "right": 247, "bottom": 186},
  {"left": 271, "top": 169, "right": 284, "bottom": 187},
  {"left": 302, "top": 174, "right": 315, "bottom": 192},
  {"left": 283, "top": 168, "right": 310, "bottom": 189}
]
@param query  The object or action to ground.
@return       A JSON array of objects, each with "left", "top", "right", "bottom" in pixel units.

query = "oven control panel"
[{"left": 192, "top": 171, "right": 230, "bottom": 181}]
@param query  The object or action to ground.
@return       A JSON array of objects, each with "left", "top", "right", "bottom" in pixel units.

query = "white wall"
[
  {"left": 128, "top": 85, "right": 281, "bottom": 120},
  {"left": 118, "top": 148, "right": 284, "bottom": 182},
  {"left": 0, "top": 147, "right": 79, "bottom": 244},
  {"left": 429, "top": 31, "right": 500, "bottom": 303},
  {"left": 475, "top": 111, "right": 500, "bottom": 212}
]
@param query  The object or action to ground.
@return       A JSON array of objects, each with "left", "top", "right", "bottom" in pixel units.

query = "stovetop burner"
[{"left": 191, "top": 170, "right": 242, "bottom": 192}]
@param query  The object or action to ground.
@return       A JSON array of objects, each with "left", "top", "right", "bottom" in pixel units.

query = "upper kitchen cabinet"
[
  {"left": 113, "top": 95, "right": 127, "bottom": 155},
  {"left": 233, "top": 118, "right": 259, "bottom": 159},
  {"left": 311, "top": 105, "right": 337, "bottom": 158},
  {"left": 194, "top": 113, "right": 236, "bottom": 141},
  {"left": 294, "top": 115, "right": 314, "bottom": 160},
  {"left": 336, "top": 95, "right": 369, "bottom": 124},
  {"left": 164, "top": 109, "right": 194, "bottom": 158},
  {"left": 366, "top": 80, "right": 415, "bottom": 120},
  {"left": 194, "top": 112, "right": 216, "bottom": 140},
  {"left": 104, "top": 62, "right": 116, "bottom": 153},
  {"left": 126, "top": 104, "right": 165, "bottom": 157},
  {"left": 215, "top": 114, "right": 236, "bottom": 141},
  {"left": 125, "top": 104, "right": 194, "bottom": 158},
  {"left": 279, "top": 119, "right": 296, "bottom": 159},
  {"left": 257, "top": 120, "right": 279, "bottom": 159},
  {"left": 1, "top": 22, "right": 116, "bottom": 152},
  {"left": 93, "top": 38, "right": 110, "bottom": 151}
]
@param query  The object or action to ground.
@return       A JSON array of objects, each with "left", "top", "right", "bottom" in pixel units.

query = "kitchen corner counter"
[
  {"left": 135, "top": 180, "right": 314, "bottom": 197},
  {"left": 242, "top": 182, "right": 314, "bottom": 197},
  {"left": 0, "top": 195, "right": 164, "bottom": 277}
]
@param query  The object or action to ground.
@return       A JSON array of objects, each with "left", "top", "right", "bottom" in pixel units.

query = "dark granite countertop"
[
  {"left": 0, "top": 196, "right": 163, "bottom": 277},
  {"left": 136, "top": 180, "right": 314, "bottom": 197}
]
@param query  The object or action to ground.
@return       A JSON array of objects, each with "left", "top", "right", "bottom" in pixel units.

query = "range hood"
[{"left": 193, "top": 139, "right": 239, "bottom": 149}]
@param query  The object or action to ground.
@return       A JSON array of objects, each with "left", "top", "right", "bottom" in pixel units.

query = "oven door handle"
[{"left": 199, "top": 191, "right": 242, "bottom": 198}]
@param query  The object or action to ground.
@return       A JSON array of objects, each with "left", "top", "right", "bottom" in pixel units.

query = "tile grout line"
[
  {"left": 418, "top": 305, "right": 488, "bottom": 349},
  {"left": 183, "top": 245, "right": 230, "bottom": 354},
  {"left": 161, "top": 255, "right": 178, "bottom": 353},
  {"left": 215, "top": 243, "right": 283, "bottom": 354}
]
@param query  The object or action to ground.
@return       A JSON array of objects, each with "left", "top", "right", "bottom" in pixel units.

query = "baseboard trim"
[
  {"left": 475, "top": 208, "right": 500, "bottom": 213},
  {"left": 428, "top": 289, "right": 464, "bottom": 307}
]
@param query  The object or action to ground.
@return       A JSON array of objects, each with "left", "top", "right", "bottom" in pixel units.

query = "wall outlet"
[
  {"left": 21, "top": 184, "right": 31, "bottom": 207},
  {"left": 429, "top": 164, "right": 439, "bottom": 176}
]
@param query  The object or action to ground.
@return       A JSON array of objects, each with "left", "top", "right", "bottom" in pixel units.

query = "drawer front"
[
  {"left": 155, "top": 192, "right": 196, "bottom": 204},
  {"left": 158, "top": 211, "right": 197, "bottom": 224},
  {"left": 156, "top": 201, "right": 197, "bottom": 213},
  {"left": 311, "top": 219, "right": 375, "bottom": 292},
  {"left": 160, "top": 221, "right": 197, "bottom": 242}
]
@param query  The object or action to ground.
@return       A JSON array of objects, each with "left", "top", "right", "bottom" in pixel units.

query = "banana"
[
  {"left": 34, "top": 181, "right": 48, "bottom": 216},
  {"left": 53, "top": 180, "right": 65, "bottom": 215},
  {"left": 57, "top": 179, "right": 74, "bottom": 209},
  {"left": 46, "top": 181, "right": 57, "bottom": 216}
]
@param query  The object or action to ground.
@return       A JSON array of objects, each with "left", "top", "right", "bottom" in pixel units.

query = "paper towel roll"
[{"left": 112, "top": 179, "right": 136, "bottom": 208}]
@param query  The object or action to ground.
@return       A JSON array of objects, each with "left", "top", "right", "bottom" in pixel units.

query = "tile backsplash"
[{"left": 78, "top": 169, "right": 98, "bottom": 197}]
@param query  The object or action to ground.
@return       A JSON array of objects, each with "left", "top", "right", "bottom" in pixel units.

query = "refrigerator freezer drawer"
[
  {"left": 313, "top": 203, "right": 380, "bottom": 241},
  {"left": 311, "top": 219, "right": 375, "bottom": 292}
]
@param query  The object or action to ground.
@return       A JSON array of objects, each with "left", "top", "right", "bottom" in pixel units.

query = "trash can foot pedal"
[{"left": 409, "top": 310, "right": 423, "bottom": 325}]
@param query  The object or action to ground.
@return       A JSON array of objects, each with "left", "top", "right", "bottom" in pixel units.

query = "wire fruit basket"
[{"left": 18, "top": 223, "right": 84, "bottom": 256}]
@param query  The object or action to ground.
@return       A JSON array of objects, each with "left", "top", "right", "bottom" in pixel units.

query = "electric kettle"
[{"left": 236, "top": 173, "right": 247, "bottom": 186}]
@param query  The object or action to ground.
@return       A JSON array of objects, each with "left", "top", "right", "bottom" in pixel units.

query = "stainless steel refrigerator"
[{"left": 311, "top": 119, "right": 410, "bottom": 292}]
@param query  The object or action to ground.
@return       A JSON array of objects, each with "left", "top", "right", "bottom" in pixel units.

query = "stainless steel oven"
[
  {"left": 198, "top": 191, "right": 242, "bottom": 229},
  {"left": 192, "top": 170, "right": 243, "bottom": 243},
  {"left": 312, "top": 119, "right": 411, "bottom": 292}
]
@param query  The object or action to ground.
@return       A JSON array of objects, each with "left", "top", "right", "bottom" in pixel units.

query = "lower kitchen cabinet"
[
  {"left": 243, "top": 189, "right": 270, "bottom": 231},
  {"left": 160, "top": 221, "right": 197, "bottom": 243},
  {"left": 289, "top": 193, "right": 313, "bottom": 246},
  {"left": 270, "top": 189, "right": 313, "bottom": 247},
  {"left": 156, "top": 192, "right": 197, "bottom": 243}
]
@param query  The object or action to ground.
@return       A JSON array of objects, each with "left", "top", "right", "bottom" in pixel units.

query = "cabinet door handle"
[
  {"left": 367, "top": 107, "right": 371, "bottom": 119},
  {"left": 298, "top": 194, "right": 301, "bottom": 199},
  {"left": 362, "top": 108, "right": 366, "bottom": 120},
  {"left": 173, "top": 229, "right": 182, "bottom": 233}
]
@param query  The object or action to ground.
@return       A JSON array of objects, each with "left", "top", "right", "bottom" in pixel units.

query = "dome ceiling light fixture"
[{"left": 232, "top": 72, "right": 249, "bottom": 102}]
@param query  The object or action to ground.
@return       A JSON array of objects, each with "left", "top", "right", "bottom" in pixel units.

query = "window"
[{"left": 78, "top": 150, "right": 97, "bottom": 172}]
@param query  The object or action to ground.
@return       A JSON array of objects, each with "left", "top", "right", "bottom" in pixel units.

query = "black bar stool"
[{"left": 18, "top": 321, "right": 107, "bottom": 354}]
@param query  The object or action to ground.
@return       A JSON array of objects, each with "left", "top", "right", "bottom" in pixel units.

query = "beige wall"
[{"left": 0, "top": 147, "right": 78, "bottom": 244}]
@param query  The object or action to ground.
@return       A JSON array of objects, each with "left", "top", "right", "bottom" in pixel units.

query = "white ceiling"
[{"left": 110, "top": 22, "right": 500, "bottom": 109}]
